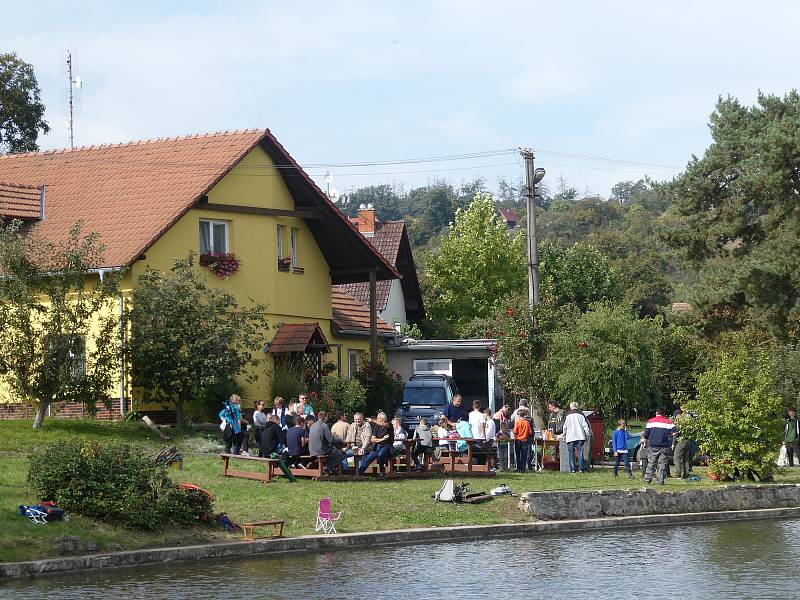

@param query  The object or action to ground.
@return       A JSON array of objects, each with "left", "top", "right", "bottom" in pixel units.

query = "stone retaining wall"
[
  {"left": 519, "top": 484, "right": 800, "bottom": 520},
  {"left": 4, "top": 507, "right": 800, "bottom": 580}
]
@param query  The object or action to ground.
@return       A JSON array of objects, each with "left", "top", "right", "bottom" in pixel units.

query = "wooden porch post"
[{"left": 369, "top": 268, "right": 378, "bottom": 364}]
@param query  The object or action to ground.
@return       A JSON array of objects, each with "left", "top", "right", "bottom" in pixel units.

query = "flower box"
[{"left": 200, "top": 252, "right": 241, "bottom": 278}]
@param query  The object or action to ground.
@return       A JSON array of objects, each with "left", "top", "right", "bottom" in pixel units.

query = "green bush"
[
  {"left": 271, "top": 358, "right": 306, "bottom": 400},
  {"left": 356, "top": 360, "right": 403, "bottom": 417},
  {"left": 320, "top": 375, "right": 367, "bottom": 417},
  {"left": 680, "top": 345, "right": 784, "bottom": 481},
  {"left": 28, "top": 441, "right": 213, "bottom": 531}
]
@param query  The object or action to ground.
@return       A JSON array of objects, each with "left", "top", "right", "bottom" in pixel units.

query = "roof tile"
[
  {"left": 340, "top": 221, "right": 405, "bottom": 310},
  {"left": 331, "top": 287, "right": 396, "bottom": 335},
  {"left": 268, "top": 322, "right": 330, "bottom": 353},
  {"left": 0, "top": 181, "right": 42, "bottom": 220},
  {"left": 0, "top": 130, "right": 266, "bottom": 267}
]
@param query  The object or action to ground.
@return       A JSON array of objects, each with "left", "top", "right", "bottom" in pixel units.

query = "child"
[
  {"left": 512, "top": 408, "right": 533, "bottom": 473},
  {"left": 496, "top": 421, "right": 512, "bottom": 470},
  {"left": 391, "top": 417, "right": 408, "bottom": 456},
  {"left": 612, "top": 419, "right": 633, "bottom": 478},
  {"left": 411, "top": 417, "right": 434, "bottom": 470},
  {"left": 436, "top": 417, "right": 451, "bottom": 446}
]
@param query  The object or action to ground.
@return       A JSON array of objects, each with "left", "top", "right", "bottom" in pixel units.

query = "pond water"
[{"left": 5, "top": 518, "right": 798, "bottom": 599}]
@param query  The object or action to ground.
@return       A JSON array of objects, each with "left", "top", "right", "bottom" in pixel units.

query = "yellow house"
[{"left": 0, "top": 129, "right": 398, "bottom": 419}]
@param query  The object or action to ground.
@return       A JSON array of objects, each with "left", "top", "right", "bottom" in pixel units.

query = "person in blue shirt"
[
  {"left": 219, "top": 394, "right": 245, "bottom": 455},
  {"left": 612, "top": 419, "right": 633, "bottom": 478},
  {"left": 443, "top": 394, "right": 464, "bottom": 427}
]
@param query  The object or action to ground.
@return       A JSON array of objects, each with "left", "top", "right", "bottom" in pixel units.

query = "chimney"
[{"left": 356, "top": 203, "right": 377, "bottom": 237}]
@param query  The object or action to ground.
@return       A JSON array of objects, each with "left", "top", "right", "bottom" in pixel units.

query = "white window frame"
[
  {"left": 290, "top": 227, "right": 299, "bottom": 268},
  {"left": 413, "top": 358, "right": 452, "bottom": 377},
  {"left": 199, "top": 219, "right": 229, "bottom": 255},
  {"left": 277, "top": 224, "right": 284, "bottom": 259},
  {"left": 348, "top": 350, "right": 361, "bottom": 379}
]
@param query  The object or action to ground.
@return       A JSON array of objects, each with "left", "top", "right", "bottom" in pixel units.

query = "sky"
[{"left": 5, "top": 1, "right": 800, "bottom": 200}]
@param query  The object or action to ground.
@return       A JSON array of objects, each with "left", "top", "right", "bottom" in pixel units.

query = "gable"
[{"left": 0, "top": 129, "right": 399, "bottom": 284}]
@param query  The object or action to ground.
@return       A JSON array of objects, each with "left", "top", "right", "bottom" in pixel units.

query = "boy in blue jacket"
[{"left": 612, "top": 419, "right": 633, "bottom": 478}]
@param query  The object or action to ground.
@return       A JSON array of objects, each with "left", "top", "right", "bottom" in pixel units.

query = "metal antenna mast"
[
  {"left": 67, "top": 51, "right": 74, "bottom": 149},
  {"left": 65, "top": 51, "right": 83, "bottom": 149}
]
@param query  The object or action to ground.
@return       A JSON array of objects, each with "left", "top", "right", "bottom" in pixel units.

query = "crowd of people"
[{"left": 217, "top": 391, "right": 800, "bottom": 481}]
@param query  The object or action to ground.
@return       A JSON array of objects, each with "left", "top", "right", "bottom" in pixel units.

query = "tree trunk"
[
  {"left": 33, "top": 401, "right": 49, "bottom": 430},
  {"left": 175, "top": 398, "right": 184, "bottom": 431}
]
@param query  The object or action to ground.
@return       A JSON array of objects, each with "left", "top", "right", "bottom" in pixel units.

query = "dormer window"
[{"left": 200, "top": 219, "right": 228, "bottom": 254}]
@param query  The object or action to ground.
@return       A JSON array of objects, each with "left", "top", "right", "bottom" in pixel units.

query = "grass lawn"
[{"left": 3, "top": 418, "right": 800, "bottom": 563}]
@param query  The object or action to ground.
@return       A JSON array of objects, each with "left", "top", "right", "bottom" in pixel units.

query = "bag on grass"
[{"left": 435, "top": 479, "right": 456, "bottom": 502}]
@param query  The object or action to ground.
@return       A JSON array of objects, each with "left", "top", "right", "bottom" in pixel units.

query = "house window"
[
  {"left": 67, "top": 335, "right": 87, "bottom": 379},
  {"left": 277, "top": 224, "right": 284, "bottom": 259},
  {"left": 290, "top": 228, "right": 299, "bottom": 268},
  {"left": 348, "top": 350, "right": 361, "bottom": 379},
  {"left": 48, "top": 334, "right": 86, "bottom": 379},
  {"left": 199, "top": 219, "right": 228, "bottom": 255}
]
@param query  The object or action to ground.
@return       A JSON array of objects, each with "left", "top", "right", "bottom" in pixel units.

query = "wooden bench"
[
  {"left": 241, "top": 519, "right": 285, "bottom": 541},
  {"left": 288, "top": 455, "right": 330, "bottom": 480},
  {"left": 220, "top": 453, "right": 278, "bottom": 483}
]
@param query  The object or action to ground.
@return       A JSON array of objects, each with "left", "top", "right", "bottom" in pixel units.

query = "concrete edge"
[{"left": 3, "top": 506, "right": 800, "bottom": 580}]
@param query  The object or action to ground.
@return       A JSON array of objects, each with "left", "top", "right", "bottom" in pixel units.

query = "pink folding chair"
[{"left": 315, "top": 497, "right": 343, "bottom": 534}]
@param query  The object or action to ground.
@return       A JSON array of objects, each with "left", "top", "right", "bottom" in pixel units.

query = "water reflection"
[{"left": 5, "top": 519, "right": 800, "bottom": 599}]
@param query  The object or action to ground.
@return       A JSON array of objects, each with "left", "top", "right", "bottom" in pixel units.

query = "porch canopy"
[{"left": 267, "top": 323, "right": 330, "bottom": 354}]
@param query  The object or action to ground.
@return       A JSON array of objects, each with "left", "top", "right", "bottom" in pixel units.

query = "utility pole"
[
  {"left": 67, "top": 51, "right": 75, "bottom": 149},
  {"left": 520, "top": 148, "right": 545, "bottom": 310}
]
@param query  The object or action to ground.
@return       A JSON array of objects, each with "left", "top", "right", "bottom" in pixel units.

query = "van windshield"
[{"left": 402, "top": 387, "right": 446, "bottom": 406}]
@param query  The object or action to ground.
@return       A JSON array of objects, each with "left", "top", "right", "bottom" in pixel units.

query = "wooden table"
[
  {"left": 241, "top": 519, "right": 285, "bottom": 541},
  {"left": 431, "top": 437, "right": 496, "bottom": 475}
]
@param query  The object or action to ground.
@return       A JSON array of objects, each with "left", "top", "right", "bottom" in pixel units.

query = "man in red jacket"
[{"left": 642, "top": 409, "right": 676, "bottom": 485}]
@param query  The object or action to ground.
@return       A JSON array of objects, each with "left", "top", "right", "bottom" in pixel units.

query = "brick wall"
[{"left": 0, "top": 399, "right": 122, "bottom": 421}]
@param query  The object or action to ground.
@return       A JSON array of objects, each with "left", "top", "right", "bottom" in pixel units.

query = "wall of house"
[
  {"left": 127, "top": 144, "right": 338, "bottom": 408},
  {"left": 1, "top": 145, "right": 363, "bottom": 419},
  {"left": 380, "top": 280, "right": 407, "bottom": 328}
]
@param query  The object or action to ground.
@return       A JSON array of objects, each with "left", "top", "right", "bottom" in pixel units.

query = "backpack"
[{"left": 435, "top": 479, "right": 456, "bottom": 502}]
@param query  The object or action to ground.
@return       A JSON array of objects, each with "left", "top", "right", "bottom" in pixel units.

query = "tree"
[
  {"left": 0, "top": 52, "right": 49, "bottom": 153},
  {"left": 667, "top": 91, "right": 800, "bottom": 339},
  {"left": 490, "top": 296, "right": 579, "bottom": 421},
  {"left": 539, "top": 242, "right": 619, "bottom": 310},
  {"left": 0, "top": 221, "right": 121, "bottom": 429},
  {"left": 124, "top": 256, "right": 268, "bottom": 427},
  {"left": 680, "top": 343, "right": 784, "bottom": 481},
  {"left": 345, "top": 184, "right": 404, "bottom": 221},
  {"left": 543, "top": 304, "right": 663, "bottom": 422},
  {"left": 425, "top": 192, "right": 526, "bottom": 334},
  {"left": 406, "top": 182, "right": 456, "bottom": 246}
]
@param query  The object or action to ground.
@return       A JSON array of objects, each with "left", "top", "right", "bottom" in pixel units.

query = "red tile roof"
[
  {"left": 340, "top": 221, "right": 405, "bottom": 310},
  {"left": 267, "top": 322, "right": 330, "bottom": 354},
  {"left": 0, "top": 130, "right": 400, "bottom": 283},
  {"left": 331, "top": 287, "right": 396, "bottom": 336},
  {"left": 0, "top": 130, "right": 265, "bottom": 267},
  {"left": 0, "top": 181, "right": 42, "bottom": 220},
  {"left": 498, "top": 208, "right": 520, "bottom": 222}
]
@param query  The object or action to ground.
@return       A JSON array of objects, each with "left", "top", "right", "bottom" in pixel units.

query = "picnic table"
[{"left": 431, "top": 437, "right": 496, "bottom": 475}]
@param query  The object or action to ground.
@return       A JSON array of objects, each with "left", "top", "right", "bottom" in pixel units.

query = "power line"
[{"left": 536, "top": 149, "right": 682, "bottom": 171}]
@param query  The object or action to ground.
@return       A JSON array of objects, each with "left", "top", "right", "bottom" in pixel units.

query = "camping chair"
[{"left": 315, "top": 497, "right": 343, "bottom": 534}]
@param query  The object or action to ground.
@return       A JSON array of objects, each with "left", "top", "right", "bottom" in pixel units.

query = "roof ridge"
[{"left": 0, "top": 128, "right": 268, "bottom": 160}]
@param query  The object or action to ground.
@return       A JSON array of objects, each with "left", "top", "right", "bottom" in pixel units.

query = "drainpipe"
[{"left": 118, "top": 293, "right": 126, "bottom": 416}]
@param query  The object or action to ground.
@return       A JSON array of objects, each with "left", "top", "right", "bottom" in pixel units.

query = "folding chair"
[{"left": 315, "top": 497, "right": 343, "bottom": 534}]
